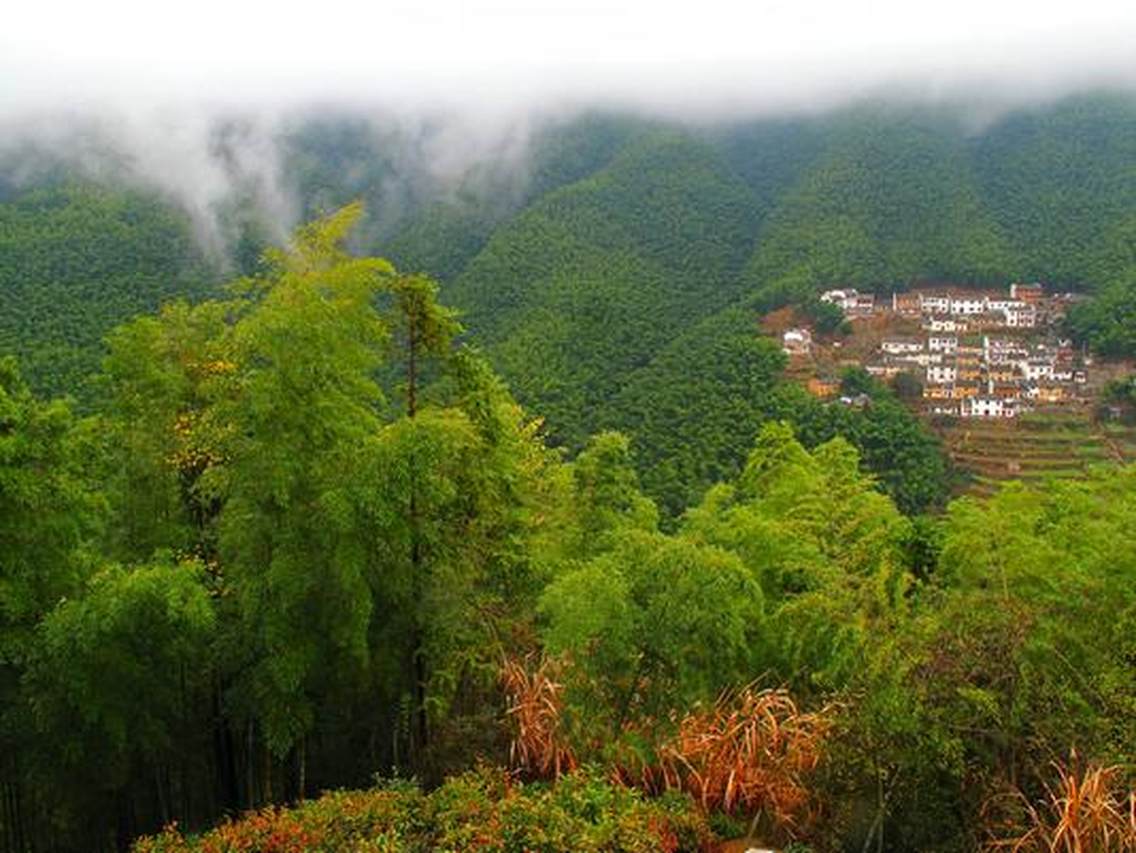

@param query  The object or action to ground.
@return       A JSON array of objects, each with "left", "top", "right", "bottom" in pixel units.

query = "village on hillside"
[{"left": 780, "top": 282, "right": 1094, "bottom": 419}]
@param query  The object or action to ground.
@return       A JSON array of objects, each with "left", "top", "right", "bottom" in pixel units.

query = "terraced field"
[{"left": 936, "top": 408, "right": 1136, "bottom": 496}]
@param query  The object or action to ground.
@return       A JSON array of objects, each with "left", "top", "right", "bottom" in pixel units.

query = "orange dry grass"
[
  {"left": 986, "top": 754, "right": 1136, "bottom": 852},
  {"left": 651, "top": 687, "right": 830, "bottom": 833},
  {"left": 500, "top": 656, "right": 577, "bottom": 779},
  {"left": 501, "top": 660, "right": 830, "bottom": 837}
]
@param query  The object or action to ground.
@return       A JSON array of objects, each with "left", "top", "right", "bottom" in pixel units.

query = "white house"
[
  {"left": 820, "top": 288, "right": 875, "bottom": 316},
  {"left": 961, "top": 397, "right": 1016, "bottom": 418},
  {"left": 928, "top": 335, "right": 958, "bottom": 354},
  {"left": 821, "top": 288, "right": 857, "bottom": 307},
  {"left": 985, "top": 337, "right": 1029, "bottom": 363},
  {"left": 986, "top": 296, "right": 1013, "bottom": 313},
  {"left": 890, "top": 352, "right": 941, "bottom": 368},
  {"left": 920, "top": 294, "right": 951, "bottom": 314},
  {"left": 951, "top": 295, "right": 988, "bottom": 316},
  {"left": 1019, "top": 359, "right": 1055, "bottom": 381},
  {"left": 928, "top": 403, "right": 960, "bottom": 416},
  {"left": 1004, "top": 305, "right": 1037, "bottom": 328},
  {"left": 866, "top": 364, "right": 898, "bottom": 378},
  {"left": 881, "top": 338, "right": 923, "bottom": 355},
  {"left": 782, "top": 328, "right": 813, "bottom": 355},
  {"left": 925, "top": 317, "right": 967, "bottom": 333},
  {"left": 927, "top": 363, "right": 958, "bottom": 384}
]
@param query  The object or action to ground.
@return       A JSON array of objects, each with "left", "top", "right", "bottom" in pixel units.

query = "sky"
[{"left": 3, "top": 0, "right": 1136, "bottom": 116}]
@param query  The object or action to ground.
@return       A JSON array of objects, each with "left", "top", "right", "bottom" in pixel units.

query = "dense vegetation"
[
  {"left": 0, "top": 184, "right": 215, "bottom": 399},
  {"left": 1, "top": 208, "right": 1134, "bottom": 853},
  {"left": 403, "top": 94, "right": 1136, "bottom": 503},
  {"left": 133, "top": 767, "right": 717, "bottom": 853},
  {"left": 5, "top": 94, "right": 1136, "bottom": 512},
  {"left": 741, "top": 110, "right": 1016, "bottom": 307}
]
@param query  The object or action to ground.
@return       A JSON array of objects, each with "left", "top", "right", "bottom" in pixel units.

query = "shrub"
[
  {"left": 132, "top": 766, "right": 716, "bottom": 853},
  {"left": 502, "top": 655, "right": 832, "bottom": 844}
]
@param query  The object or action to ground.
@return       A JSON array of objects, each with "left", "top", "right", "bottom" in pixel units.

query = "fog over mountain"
[{"left": 3, "top": 0, "right": 1136, "bottom": 246}]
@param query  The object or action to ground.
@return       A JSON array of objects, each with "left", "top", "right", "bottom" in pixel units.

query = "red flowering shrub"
[{"left": 132, "top": 766, "right": 716, "bottom": 853}]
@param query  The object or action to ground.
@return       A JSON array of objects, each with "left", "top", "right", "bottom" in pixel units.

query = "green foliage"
[
  {"left": 932, "top": 472, "right": 1136, "bottom": 762},
  {"left": 0, "top": 204, "right": 572, "bottom": 850},
  {"left": 743, "top": 109, "right": 1017, "bottom": 307},
  {"left": 133, "top": 766, "right": 715, "bottom": 853},
  {"left": 26, "top": 561, "right": 215, "bottom": 784},
  {"left": 0, "top": 358, "right": 104, "bottom": 835},
  {"left": 972, "top": 92, "right": 1136, "bottom": 288},
  {"left": 602, "top": 308, "right": 790, "bottom": 516},
  {"left": 446, "top": 130, "right": 761, "bottom": 451},
  {"left": 15, "top": 98, "right": 1135, "bottom": 519},
  {"left": 541, "top": 530, "right": 761, "bottom": 735},
  {"left": 3, "top": 140, "right": 1136, "bottom": 852},
  {"left": 0, "top": 183, "right": 215, "bottom": 399},
  {"left": 565, "top": 432, "right": 659, "bottom": 555},
  {"left": 891, "top": 370, "right": 923, "bottom": 401},
  {"left": 1066, "top": 276, "right": 1136, "bottom": 356},
  {"left": 1103, "top": 373, "right": 1136, "bottom": 407},
  {"left": 683, "top": 423, "right": 911, "bottom": 691},
  {"left": 0, "top": 358, "right": 100, "bottom": 653},
  {"left": 799, "top": 296, "right": 848, "bottom": 335},
  {"left": 788, "top": 370, "right": 952, "bottom": 514}
]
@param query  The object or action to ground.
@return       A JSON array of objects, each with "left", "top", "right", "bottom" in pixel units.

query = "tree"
[
  {"left": 0, "top": 358, "right": 102, "bottom": 851},
  {"left": 892, "top": 370, "right": 923, "bottom": 401},
  {"left": 24, "top": 562, "right": 215, "bottom": 850},
  {"left": 540, "top": 529, "right": 761, "bottom": 746}
]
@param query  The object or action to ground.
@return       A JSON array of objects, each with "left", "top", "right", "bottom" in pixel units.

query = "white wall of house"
[
  {"left": 881, "top": 340, "right": 923, "bottom": 354},
  {"left": 921, "top": 295, "right": 950, "bottom": 313},
  {"left": 1019, "top": 360, "right": 1055, "bottom": 381},
  {"left": 962, "top": 397, "right": 1015, "bottom": 418},
  {"left": 1005, "top": 308, "right": 1036, "bottom": 328},
  {"left": 926, "top": 364, "right": 958, "bottom": 384},
  {"left": 951, "top": 296, "right": 987, "bottom": 315}
]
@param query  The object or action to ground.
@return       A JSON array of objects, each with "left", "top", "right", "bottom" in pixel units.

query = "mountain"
[
  {"left": 741, "top": 108, "right": 1018, "bottom": 307},
  {"left": 4, "top": 94, "right": 1135, "bottom": 512},
  {"left": 0, "top": 183, "right": 214, "bottom": 399},
  {"left": 972, "top": 92, "right": 1136, "bottom": 288},
  {"left": 441, "top": 130, "right": 761, "bottom": 449}
]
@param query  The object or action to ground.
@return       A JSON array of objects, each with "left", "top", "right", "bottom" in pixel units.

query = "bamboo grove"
[{"left": 1, "top": 205, "right": 1135, "bottom": 852}]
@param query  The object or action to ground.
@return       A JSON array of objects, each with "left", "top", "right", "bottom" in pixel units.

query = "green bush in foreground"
[{"left": 132, "top": 766, "right": 717, "bottom": 853}]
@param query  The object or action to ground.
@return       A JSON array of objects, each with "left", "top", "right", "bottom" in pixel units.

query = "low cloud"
[{"left": 2, "top": 0, "right": 1134, "bottom": 249}]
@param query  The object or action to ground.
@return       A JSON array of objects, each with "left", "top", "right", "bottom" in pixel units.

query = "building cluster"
[
  {"left": 870, "top": 334, "right": 1086, "bottom": 418},
  {"left": 883, "top": 282, "right": 1056, "bottom": 329},
  {"left": 781, "top": 283, "right": 1093, "bottom": 419},
  {"left": 817, "top": 288, "right": 877, "bottom": 317},
  {"left": 861, "top": 284, "right": 1088, "bottom": 418}
]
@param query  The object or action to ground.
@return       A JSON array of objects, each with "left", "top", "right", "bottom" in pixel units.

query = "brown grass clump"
[
  {"left": 501, "top": 656, "right": 831, "bottom": 840},
  {"left": 985, "top": 752, "right": 1136, "bottom": 852},
  {"left": 651, "top": 687, "right": 831, "bottom": 834},
  {"left": 500, "top": 655, "right": 577, "bottom": 779}
]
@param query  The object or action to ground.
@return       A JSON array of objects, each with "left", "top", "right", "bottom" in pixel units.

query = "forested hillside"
[
  {"left": 4, "top": 94, "right": 1136, "bottom": 513},
  {"left": 741, "top": 109, "right": 1016, "bottom": 306},
  {"left": 445, "top": 130, "right": 761, "bottom": 448},
  {"left": 0, "top": 184, "right": 214, "bottom": 398},
  {"left": 2, "top": 209, "right": 1134, "bottom": 852},
  {"left": 972, "top": 92, "right": 1136, "bottom": 287}
]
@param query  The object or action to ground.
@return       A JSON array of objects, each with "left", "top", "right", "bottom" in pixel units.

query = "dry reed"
[
  {"left": 985, "top": 753, "right": 1136, "bottom": 852},
  {"left": 501, "top": 657, "right": 830, "bottom": 838}
]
